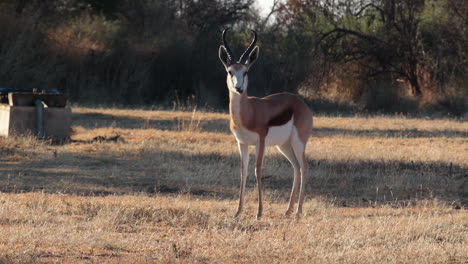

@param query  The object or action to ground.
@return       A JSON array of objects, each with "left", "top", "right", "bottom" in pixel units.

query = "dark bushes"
[{"left": 0, "top": 0, "right": 466, "bottom": 115}]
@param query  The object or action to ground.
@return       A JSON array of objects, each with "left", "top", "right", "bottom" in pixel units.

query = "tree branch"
[
  {"left": 355, "top": 3, "right": 385, "bottom": 22},
  {"left": 261, "top": 0, "right": 281, "bottom": 28},
  {"left": 319, "top": 27, "right": 383, "bottom": 45}
]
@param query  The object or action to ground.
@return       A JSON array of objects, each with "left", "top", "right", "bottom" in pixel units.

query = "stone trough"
[{"left": 0, "top": 88, "right": 71, "bottom": 141}]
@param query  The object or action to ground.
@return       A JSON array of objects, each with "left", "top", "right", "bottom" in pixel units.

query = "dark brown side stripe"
[{"left": 268, "top": 107, "right": 293, "bottom": 127}]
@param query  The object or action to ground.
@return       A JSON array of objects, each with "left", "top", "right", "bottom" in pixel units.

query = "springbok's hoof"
[
  {"left": 284, "top": 210, "right": 293, "bottom": 217},
  {"left": 234, "top": 212, "right": 242, "bottom": 219}
]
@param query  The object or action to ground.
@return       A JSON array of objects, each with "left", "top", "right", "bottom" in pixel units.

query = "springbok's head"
[{"left": 219, "top": 28, "right": 259, "bottom": 94}]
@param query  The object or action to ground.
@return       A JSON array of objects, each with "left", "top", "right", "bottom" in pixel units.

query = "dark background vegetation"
[{"left": 0, "top": 0, "right": 466, "bottom": 115}]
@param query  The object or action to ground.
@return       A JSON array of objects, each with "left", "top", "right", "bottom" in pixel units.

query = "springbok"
[{"left": 218, "top": 28, "right": 313, "bottom": 219}]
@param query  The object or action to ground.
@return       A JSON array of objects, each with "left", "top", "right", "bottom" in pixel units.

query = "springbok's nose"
[{"left": 232, "top": 76, "right": 243, "bottom": 91}]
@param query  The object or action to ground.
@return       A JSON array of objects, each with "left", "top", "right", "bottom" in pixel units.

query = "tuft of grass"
[{"left": 175, "top": 106, "right": 203, "bottom": 132}]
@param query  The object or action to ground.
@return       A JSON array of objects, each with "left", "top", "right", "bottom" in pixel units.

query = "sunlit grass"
[
  {"left": 0, "top": 107, "right": 467, "bottom": 263},
  {"left": 0, "top": 193, "right": 466, "bottom": 263}
]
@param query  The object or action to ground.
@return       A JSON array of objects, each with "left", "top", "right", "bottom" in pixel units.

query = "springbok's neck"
[{"left": 229, "top": 90, "right": 248, "bottom": 127}]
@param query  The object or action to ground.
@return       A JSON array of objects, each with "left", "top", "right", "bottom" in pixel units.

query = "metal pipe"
[{"left": 35, "top": 99, "right": 44, "bottom": 139}]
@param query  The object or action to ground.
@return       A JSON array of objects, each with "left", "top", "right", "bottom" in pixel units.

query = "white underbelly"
[
  {"left": 266, "top": 119, "right": 294, "bottom": 145},
  {"left": 232, "top": 127, "right": 258, "bottom": 145},
  {"left": 232, "top": 119, "right": 294, "bottom": 146}
]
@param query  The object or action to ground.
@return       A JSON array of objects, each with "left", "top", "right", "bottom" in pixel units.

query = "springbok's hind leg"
[
  {"left": 291, "top": 132, "right": 308, "bottom": 216},
  {"left": 277, "top": 142, "right": 301, "bottom": 216},
  {"left": 296, "top": 154, "right": 308, "bottom": 217}
]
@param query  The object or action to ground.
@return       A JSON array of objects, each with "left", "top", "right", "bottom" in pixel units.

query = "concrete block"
[{"left": 0, "top": 104, "right": 71, "bottom": 140}]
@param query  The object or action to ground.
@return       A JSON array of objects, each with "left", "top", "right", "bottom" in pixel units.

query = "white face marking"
[{"left": 226, "top": 65, "right": 248, "bottom": 94}]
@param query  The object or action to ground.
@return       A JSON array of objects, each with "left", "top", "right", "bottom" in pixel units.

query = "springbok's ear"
[
  {"left": 247, "top": 46, "right": 259, "bottom": 67},
  {"left": 219, "top": 45, "right": 230, "bottom": 68}
]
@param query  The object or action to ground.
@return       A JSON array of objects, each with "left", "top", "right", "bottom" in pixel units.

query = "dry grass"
[
  {"left": 0, "top": 193, "right": 467, "bottom": 264},
  {"left": 0, "top": 107, "right": 467, "bottom": 263}
]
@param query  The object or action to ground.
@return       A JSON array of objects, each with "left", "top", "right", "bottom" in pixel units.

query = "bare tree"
[{"left": 319, "top": 0, "right": 427, "bottom": 96}]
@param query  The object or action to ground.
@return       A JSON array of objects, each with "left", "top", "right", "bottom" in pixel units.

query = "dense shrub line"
[{"left": 0, "top": 0, "right": 465, "bottom": 115}]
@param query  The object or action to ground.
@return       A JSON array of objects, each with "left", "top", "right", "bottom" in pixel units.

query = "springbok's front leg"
[
  {"left": 255, "top": 138, "right": 266, "bottom": 219},
  {"left": 235, "top": 142, "right": 249, "bottom": 218}
]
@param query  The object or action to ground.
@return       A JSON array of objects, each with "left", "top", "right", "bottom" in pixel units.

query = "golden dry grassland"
[{"left": 0, "top": 107, "right": 467, "bottom": 263}]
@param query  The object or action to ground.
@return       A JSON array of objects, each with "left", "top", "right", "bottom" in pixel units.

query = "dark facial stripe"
[{"left": 268, "top": 107, "right": 294, "bottom": 127}]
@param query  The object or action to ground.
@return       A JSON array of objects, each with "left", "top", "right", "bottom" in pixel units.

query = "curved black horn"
[
  {"left": 238, "top": 30, "right": 257, "bottom": 64},
  {"left": 222, "top": 28, "right": 235, "bottom": 63}
]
